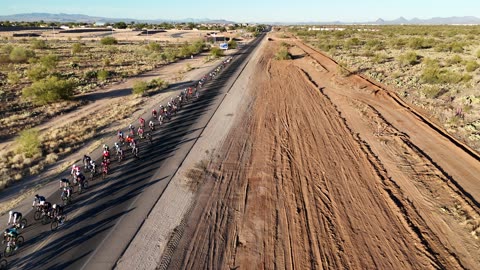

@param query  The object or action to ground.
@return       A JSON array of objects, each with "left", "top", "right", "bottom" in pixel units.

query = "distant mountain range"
[
  {"left": 0, "top": 13, "right": 235, "bottom": 24},
  {"left": 0, "top": 13, "right": 479, "bottom": 25},
  {"left": 276, "top": 16, "right": 480, "bottom": 25}
]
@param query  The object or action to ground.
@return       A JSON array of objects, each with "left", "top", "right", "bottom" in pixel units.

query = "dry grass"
[{"left": 295, "top": 25, "right": 480, "bottom": 152}]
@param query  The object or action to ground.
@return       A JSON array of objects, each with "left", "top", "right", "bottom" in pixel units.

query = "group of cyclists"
[{"left": 2, "top": 56, "right": 234, "bottom": 265}]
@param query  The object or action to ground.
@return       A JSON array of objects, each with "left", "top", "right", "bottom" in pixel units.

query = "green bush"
[
  {"left": 39, "top": 54, "right": 59, "bottom": 71},
  {"left": 100, "top": 36, "right": 118, "bottom": 45},
  {"left": 31, "top": 39, "right": 48, "bottom": 49},
  {"left": 210, "top": 47, "right": 224, "bottom": 58},
  {"left": 7, "top": 72, "right": 21, "bottom": 85},
  {"left": 132, "top": 80, "right": 148, "bottom": 95},
  {"left": 26, "top": 65, "right": 49, "bottom": 81},
  {"left": 275, "top": 46, "right": 292, "bottom": 60},
  {"left": 398, "top": 51, "right": 419, "bottom": 66},
  {"left": 446, "top": 55, "right": 463, "bottom": 66},
  {"left": 71, "top": 43, "right": 84, "bottom": 54},
  {"left": 22, "top": 76, "right": 75, "bottom": 104},
  {"left": 421, "top": 65, "right": 472, "bottom": 84},
  {"left": 465, "top": 60, "right": 479, "bottom": 72},
  {"left": 372, "top": 53, "right": 388, "bottom": 64},
  {"left": 15, "top": 128, "right": 41, "bottom": 158},
  {"left": 9, "top": 47, "right": 35, "bottom": 63},
  {"left": 228, "top": 39, "right": 238, "bottom": 49},
  {"left": 147, "top": 42, "right": 161, "bottom": 52},
  {"left": 97, "top": 70, "right": 109, "bottom": 81},
  {"left": 421, "top": 85, "right": 442, "bottom": 98}
]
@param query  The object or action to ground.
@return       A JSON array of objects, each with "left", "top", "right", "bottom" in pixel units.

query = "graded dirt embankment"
[{"left": 165, "top": 37, "right": 480, "bottom": 269}]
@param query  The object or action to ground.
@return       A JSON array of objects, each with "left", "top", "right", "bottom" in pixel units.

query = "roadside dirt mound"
[{"left": 166, "top": 39, "right": 480, "bottom": 269}]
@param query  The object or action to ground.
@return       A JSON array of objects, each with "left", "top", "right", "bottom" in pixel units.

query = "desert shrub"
[
  {"left": 210, "top": 47, "right": 224, "bottom": 58},
  {"left": 9, "top": 47, "right": 35, "bottom": 63},
  {"left": 132, "top": 80, "right": 148, "bottom": 95},
  {"left": 337, "top": 61, "right": 350, "bottom": 77},
  {"left": 408, "top": 37, "right": 434, "bottom": 49},
  {"left": 398, "top": 51, "right": 419, "bottom": 66},
  {"left": 147, "top": 78, "right": 168, "bottom": 90},
  {"left": 15, "top": 128, "right": 41, "bottom": 158},
  {"left": 446, "top": 55, "right": 463, "bottom": 66},
  {"left": 71, "top": 43, "right": 84, "bottom": 54},
  {"left": 83, "top": 70, "right": 98, "bottom": 80},
  {"left": 100, "top": 36, "right": 118, "bottom": 45},
  {"left": 102, "top": 58, "right": 110, "bottom": 66},
  {"left": 39, "top": 54, "right": 59, "bottom": 71},
  {"left": 0, "top": 44, "right": 13, "bottom": 55},
  {"left": 465, "top": 60, "right": 479, "bottom": 72},
  {"left": 147, "top": 42, "right": 161, "bottom": 52},
  {"left": 22, "top": 76, "right": 75, "bottom": 104},
  {"left": 275, "top": 46, "right": 292, "bottom": 60},
  {"left": 389, "top": 38, "right": 407, "bottom": 49},
  {"left": 372, "top": 53, "right": 388, "bottom": 64},
  {"left": 7, "top": 72, "right": 21, "bottom": 85},
  {"left": 476, "top": 49, "right": 480, "bottom": 59},
  {"left": 365, "top": 39, "right": 385, "bottom": 51},
  {"left": 97, "top": 70, "right": 109, "bottom": 81},
  {"left": 228, "top": 39, "right": 238, "bottom": 49},
  {"left": 451, "top": 42, "right": 464, "bottom": 53},
  {"left": 421, "top": 64, "right": 472, "bottom": 84},
  {"left": 421, "top": 85, "right": 442, "bottom": 98},
  {"left": 26, "top": 64, "right": 49, "bottom": 81},
  {"left": 31, "top": 39, "right": 48, "bottom": 49},
  {"left": 346, "top": 38, "right": 363, "bottom": 47}
]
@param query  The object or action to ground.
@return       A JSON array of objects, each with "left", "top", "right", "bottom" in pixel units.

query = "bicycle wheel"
[
  {"left": 0, "top": 259, "right": 7, "bottom": 270},
  {"left": 33, "top": 210, "right": 42, "bottom": 221},
  {"left": 3, "top": 246, "right": 12, "bottom": 257},
  {"left": 41, "top": 215, "right": 51, "bottom": 225},
  {"left": 51, "top": 220, "right": 58, "bottom": 231},
  {"left": 83, "top": 181, "right": 89, "bottom": 189},
  {"left": 16, "top": 236, "right": 24, "bottom": 247},
  {"left": 20, "top": 218, "right": 27, "bottom": 229}
]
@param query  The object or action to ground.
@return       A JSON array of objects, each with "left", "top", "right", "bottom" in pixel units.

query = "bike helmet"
[
  {"left": 52, "top": 204, "right": 57, "bottom": 209},
  {"left": 35, "top": 194, "right": 39, "bottom": 198},
  {"left": 9, "top": 211, "right": 12, "bottom": 215}
]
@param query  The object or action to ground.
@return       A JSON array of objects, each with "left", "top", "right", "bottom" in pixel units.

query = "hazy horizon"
[{"left": 1, "top": 0, "right": 479, "bottom": 23}]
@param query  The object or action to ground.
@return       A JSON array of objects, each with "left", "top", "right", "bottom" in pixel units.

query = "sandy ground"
[{"left": 156, "top": 36, "right": 480, "bottom": 269}]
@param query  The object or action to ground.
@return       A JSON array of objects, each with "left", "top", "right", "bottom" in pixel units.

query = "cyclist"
[
  {"left": 4, "top": 227, "right": 19, "bottom": 248},
  {"left": 152, "top": 109, "right": 157, "bottom": 118},
  {"left": 32, "top": 194, "right": 46, "bottom": 208},
  {"left": 60, "top": 178, "right": 70, "bottom": 188},
  {"left": 129, "top": 124, "right": 135, "bottom": 136},
  {"left": 148, "top": 120, "right": 154, "bottom": 131},
  {"left": 103, "top": 144, "right": 109, "bottom": 152},
  {"left": 137, "top": 126, "right": 144, "bottom": 139},
  {"left": 7, "top": 211, "right": 23, "bottom": 228},
  {"left": 71, "top": 164, "right": 80, "bottom": 177},
  {"left": 103, "top": 148, "right": 110, "bottom": 162},
  {"left": 88, "top": 159, "right": 96, "bottom": 173},
  {"left": 139, "top": 117, "right": 145, "bottom": 129},
  {"left": 83, "top": 155, "right": 92, "bottom": 169},
  {"left": 117, "top": 130, "right": 124, "bottom": 141},
  {"left": 61, "top": 183, "right": 72, "bottom": 202},
  {"left": 52, "top": 204, "right": 64, "bottom": 222}
]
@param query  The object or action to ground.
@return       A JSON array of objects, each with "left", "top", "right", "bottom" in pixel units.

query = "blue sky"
[{"left": 0, "top": 0, "right": 479, "bottom": 22}]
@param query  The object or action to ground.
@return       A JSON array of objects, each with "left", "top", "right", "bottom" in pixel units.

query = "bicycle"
[
  {"left": 3, "top": 235, "right": 24, "bottom": 257},
  {"left": 102, "top": 165, "right": 109, "bottom": 180},
  {"left": 34, "top": 206, "right": 48, "bottom": 221},
  {"left": 51, "top": 214, "right": 67, "bottom": 231},
  {"left": 0, "top": 259, "right": 7, "bottom": 270},
  {"left": 12, "top": 218, "right": 27, "bottom": 230},
  {"left": 145, "top": 132, "right": 152, "bottom": 144},
  {"left": 61, "top": 187, "right": 73, "bottom": 205}
]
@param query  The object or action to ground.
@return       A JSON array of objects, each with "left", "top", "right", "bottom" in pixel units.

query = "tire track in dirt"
[
  {"left": 166, "top": 40, "right": 443, "bottom": 269},
  {"left": 290, "top": 40, "right": 480, "bottom": 268}
]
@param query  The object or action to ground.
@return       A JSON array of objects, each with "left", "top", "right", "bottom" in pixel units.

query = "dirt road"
[{"left": 166, "top": 37, "right": 480, "bottom": 269}]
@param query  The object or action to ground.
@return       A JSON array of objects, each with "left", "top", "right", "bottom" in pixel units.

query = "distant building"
[{"left": 95, "top": 22, "right": 106, "bottom": 26}]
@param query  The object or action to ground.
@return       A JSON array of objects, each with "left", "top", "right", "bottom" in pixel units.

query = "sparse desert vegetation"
[{"left": 293, "top": 25, "right": 480, "bottom": 152}]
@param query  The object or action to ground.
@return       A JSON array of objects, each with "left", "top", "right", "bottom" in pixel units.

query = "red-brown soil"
[{"left": 166, "top": 38, "right": 480, "bottom": 270}]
